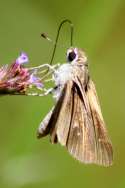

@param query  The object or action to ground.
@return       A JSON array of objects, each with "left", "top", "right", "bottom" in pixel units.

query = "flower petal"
[{"left": 16, "top": 52, "right": 29, "bottom": 65}]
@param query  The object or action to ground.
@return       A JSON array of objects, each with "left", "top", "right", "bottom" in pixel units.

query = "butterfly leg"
[{"left": 26, "top": 63, "right": 60, "bottom": 96}]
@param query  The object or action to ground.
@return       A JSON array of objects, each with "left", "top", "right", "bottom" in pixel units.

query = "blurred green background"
[{"left": 0, "top": 0, "right": 125, "bottom": 188}]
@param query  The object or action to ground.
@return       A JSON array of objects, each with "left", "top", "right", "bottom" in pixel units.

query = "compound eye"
[{"left": 67, "top": 51, "right": 76, "bottom": 62}]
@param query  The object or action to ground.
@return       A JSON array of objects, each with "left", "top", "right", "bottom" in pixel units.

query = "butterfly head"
[{"left": 67, "top": 47, "right": 88, "bottom": 66}]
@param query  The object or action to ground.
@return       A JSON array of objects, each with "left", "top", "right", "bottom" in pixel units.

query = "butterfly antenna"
[{"left": 41, "top": 19, "right": 74, "bottom": 65}]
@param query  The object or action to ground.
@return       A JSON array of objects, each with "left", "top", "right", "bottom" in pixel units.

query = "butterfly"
[{"left": 37, "top": 46, "right": 113, "bottom": 166}]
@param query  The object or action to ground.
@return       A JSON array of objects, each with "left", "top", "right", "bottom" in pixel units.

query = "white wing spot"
[{"left": 77, "top": 132, "right": 80, "bottom": 136}]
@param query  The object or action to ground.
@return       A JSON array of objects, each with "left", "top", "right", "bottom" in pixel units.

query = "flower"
[
  {"left": 16, "top": 52, "right": 29, "bottom": 65},
  {"left": 0, "top": 52, "right": 43, "bottom": 95}
]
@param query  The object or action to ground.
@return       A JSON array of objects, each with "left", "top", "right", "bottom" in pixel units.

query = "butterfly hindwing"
[{"left": 48, "top": 81, "right": 73, "bottom": 145}]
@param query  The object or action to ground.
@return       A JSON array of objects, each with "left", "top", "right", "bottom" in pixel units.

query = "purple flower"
[
  {"left": 16, "top": 52, "right": 29, "bottom": 65},
  {"left": 28, "top": 74, "right": 43, "bottom": 87},
  {"left": 0, "top": 53, "right": 43, "bottom": 95}
]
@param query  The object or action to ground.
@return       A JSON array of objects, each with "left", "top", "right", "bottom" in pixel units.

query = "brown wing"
[
  {"left": 66, "top": 80, "right": 98, "bottom": 164},
  {"left": 37, "top": 81, "right": 73, "bottom": 144},
  {"left": 66, "top": 77, "right": 113, "bottom": 166},
  {"left": 48, "top": 81, "right": 73, "bottom": 145},
  {"left": 86, "top": 79, "right": 113, "bottom": 166},
  {"left": 37, "top": 107, "right": 54, "bottom": 138}
]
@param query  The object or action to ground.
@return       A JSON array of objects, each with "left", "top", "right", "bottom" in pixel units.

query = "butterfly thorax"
[
  {"left": 53, "top": 64, "right": 73, "bottom": 86},
  {"left": 52, "top": 63, "right": 73, "bottom": 100},
  {"left": 53, "top": 60, "right": 89, "bottom": 101}
]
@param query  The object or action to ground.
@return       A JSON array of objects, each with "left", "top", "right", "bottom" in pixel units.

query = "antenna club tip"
[
  {"left": 41, "top": 33, "right": 52, "bottom": 42},
  {"left": 41, "top": 33, "right": 47, "bottom": 39}
]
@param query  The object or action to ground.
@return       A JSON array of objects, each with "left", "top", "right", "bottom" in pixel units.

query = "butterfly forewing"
[
  {"left": 86, "top": 79, "right": 113, "bottom": 166},
  {"left": 66, "top": 80, "right": 98, "bottom": 164}
]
